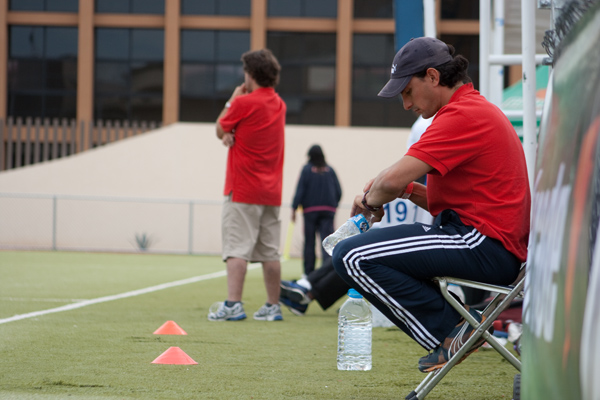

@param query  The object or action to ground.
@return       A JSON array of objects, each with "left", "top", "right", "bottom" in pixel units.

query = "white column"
[
  {"left": 479, "top": 0, "right": 491, "bottom": 98},
  {"left": 423, "top": 0, "right": 436, "bottom": 37},
  {"left": 521, "top": 0, "right": 537, "bottom": 191},
  {"left": 489, "top": 0, "right": 505, "bottom": 107}
]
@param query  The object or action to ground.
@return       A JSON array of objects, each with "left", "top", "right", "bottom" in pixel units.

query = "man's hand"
[
  {"left": 351, "top": 193, "right": 384, "bottom": 223},
  {"left": 216, "top": 82, "right": 248, "bottom": 140},
  {"left": 362, "top": 178, "right": 375, "bottom": 193},
  {"left": 221, "top": 133, "right": 235, "bottom": 147},
  {"left": 230, "top": 83, "right": 247, "bottom": 100}
]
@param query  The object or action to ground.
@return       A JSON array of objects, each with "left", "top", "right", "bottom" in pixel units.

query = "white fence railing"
[{"left": 0, "top": 193, "right": 224, "bottom": 255}]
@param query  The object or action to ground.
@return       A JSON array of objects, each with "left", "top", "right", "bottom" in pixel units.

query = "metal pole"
[
  {"left": 423, "top": 0, "right": 436, "bottom": 37},
  {"left": 52, "top": 195, "right": 57, "bottom": 251},
  {"left": 521, "top": 0, "right": 537, "bottom": 192},
  {"left": 490, "top": 0, "right": 505, "bottom": 107},
  {"left": 479, "top": 0, "right": 491, "bottom": 98},
  {"left": 188, "top": 201, "right": 194, "bottom": 254}
]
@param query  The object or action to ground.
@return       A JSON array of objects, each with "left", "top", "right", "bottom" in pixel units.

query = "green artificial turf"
[{"left": 0, "top": 251, "right": 519, "bottom": 399}]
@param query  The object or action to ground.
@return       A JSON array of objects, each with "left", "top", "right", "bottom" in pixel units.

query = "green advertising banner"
[{"left": 522, "top": 2, "right": 600, "bottom": 399}]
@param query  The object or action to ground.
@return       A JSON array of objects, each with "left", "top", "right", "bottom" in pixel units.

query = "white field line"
[
  {"left": 1, "top": 297, "right": 88, "bottom": 303},
  {"left": 0, "top": 264, "right": 260, "bottom": 325}
]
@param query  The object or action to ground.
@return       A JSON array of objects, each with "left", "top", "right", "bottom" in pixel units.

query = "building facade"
[{"left": 0, "top": 0, "right": 481, "bottom": 131}]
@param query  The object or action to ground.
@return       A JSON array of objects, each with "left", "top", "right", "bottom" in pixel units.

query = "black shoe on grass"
[{"left": 418, "top": 307, "right": 491, "bottom": 373}]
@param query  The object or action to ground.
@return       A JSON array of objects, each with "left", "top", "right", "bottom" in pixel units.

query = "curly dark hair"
[
  {"left": 241, "top": 48, "right": 281, "bottom": 88},
  {"left": 414, "top": 44, "right": 472, "bottom": 88}
]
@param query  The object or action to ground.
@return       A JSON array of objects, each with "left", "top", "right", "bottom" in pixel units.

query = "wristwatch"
[{"left": 361, "top": 190, "right": 381, "bottom": 212}]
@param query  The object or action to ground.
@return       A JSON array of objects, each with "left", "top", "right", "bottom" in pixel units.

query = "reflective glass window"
[
  {"left": 217, "top": 32, "right": 249, "bottom": 62},
  {"left": 352, "top": 33, "right": 415, "bottom": 127},
  {"left": 10, "top": 0, "right": 78, "bottom": 12},
  {"left": 179, "top": 30, "right": 249, "bottom": 122},
  {"left": 46, "top": 59, "right": 77, "bottom": 90},
  {"left": 9, "top": 26, "right": 44, "bottom": 58},
  {"left": 95, "top": 62, "right": 129, "bottom": 93},
  {"left": 131, "top": 0, "right": 164, "bottom": 14},
  {"left": 441, "top": 0, "right": 479, "bottom": 19},
  {"left": 354, "top": 0, "right": 393, "bottom": 19},
  {"left": 131, "top": 30, "right": 164, "bottom": 61},
  {"left": 268, "top": 0, "right": 301, "bottom": 17},
  {"left": 268, "top": 0, "right": 336, "bottom": 17},
  {"left": 181, "top": 64, "right": 214, "bottom": 97},
  {"left": 94, "top": 95, "right": 127, "bottom": 121},
  {"left": 95, "top": 28, "right": 164, "bottom": 122},
  {"left": 181, "top": 0, "right": 251, "bottom": 16},
  {"left": 95, "top": 29, "right": 129, "bottom": 60},
  {"left": 46, "top": 27, "right": 78, "bottom": 58},
  {"left": 352, "top": 34, "right": 395, "bottom": 98},
  {"left": 7, "top": 26, "right": 77, "bottom": 119},
  {"left": 95, "top": 0, "right": 128, "bottom": 13},
  {"left": 131, "top": 62, "right": 163, "bottom": 94},
  {"left": 181, "top": 31, "right": 215, "bottom": 62},
  {"left": 267, "top": 32, "right": 336, "bottom": 125},
  {"left": 96, "top": 0, "right": 164, "bottom": 14},
  {"left": 9, "top": 0, "right": 44, "bottom": 10}
]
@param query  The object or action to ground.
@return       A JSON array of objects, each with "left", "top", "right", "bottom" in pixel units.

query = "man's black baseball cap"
[{"left": 378, "top": 37, "right": 453, "bottom": 98}]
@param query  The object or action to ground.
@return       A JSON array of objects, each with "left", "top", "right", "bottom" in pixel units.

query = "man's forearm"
[
  {"left": 408, "top": 182, "right": 428, "bottom": 211},
  {"left": 216, "top": 104, "right": 229, "bottom": 139}
]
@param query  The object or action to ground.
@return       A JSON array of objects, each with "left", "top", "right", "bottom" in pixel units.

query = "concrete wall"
[{"left": 0, "top": 123, "right": 410, "bottom": 256}]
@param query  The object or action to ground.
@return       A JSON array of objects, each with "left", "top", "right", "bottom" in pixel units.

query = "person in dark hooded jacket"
[{"left": 291, "top": 144, "right": 342, "bottom": 276}]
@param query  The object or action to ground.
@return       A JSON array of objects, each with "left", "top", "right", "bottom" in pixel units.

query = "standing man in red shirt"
[
  {"left": 209, "top": 48, "right": 287, "bottom": 322},
  {"left": 331, "top": 37, "right": 530, "bottom": 371}
]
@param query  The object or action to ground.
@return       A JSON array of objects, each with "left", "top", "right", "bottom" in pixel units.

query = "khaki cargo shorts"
[{"left": 222, "top": 195, "right": 281, "bottom": 262}]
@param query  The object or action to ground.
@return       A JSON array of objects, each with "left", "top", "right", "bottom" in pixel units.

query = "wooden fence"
[{"left": 0, "top": 117, "right": 160, "bottom": 171}]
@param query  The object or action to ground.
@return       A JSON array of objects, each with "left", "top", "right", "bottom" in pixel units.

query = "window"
[
  {"left": 181, "top": 0, "right": 251, "bottom": 16},
  {"left": 267, "top": 32, "right": 336, "bottom": 125},
  {"left": 267, "top": 0, "right": 337, "bottom": 18},
  {"left": 7, "top": 26, "right": 77, "bottom": 119},
  {"left": 179, "top": 30, "right": 249, "bottom": 122},
  {"left": 95, "top": 0, "right": 164, "bottom": 14},
  {"left": 95, "top": 28, "right": 164, "bottom": 122},
  {"left": 441, "top": 0, "right": 479, "bottom": 19},
  {"left": 351, "top": 33, "right": 415, "bottom": 128},
  {"left": 354, "top": 0, "right": 393, "bottom": 19},
  {"left": 9, "top": 0, "right": 78, "bottom": 12}
]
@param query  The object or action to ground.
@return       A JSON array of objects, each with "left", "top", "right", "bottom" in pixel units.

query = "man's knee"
[{"left": 331, "top": 238, "right": 353, "bottom": 278}]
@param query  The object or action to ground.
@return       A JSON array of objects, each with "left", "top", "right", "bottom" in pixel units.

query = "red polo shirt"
[
  {"left": 407, "top": 83, "right": 531, "bottom": 262},
  {"left": 219, "top": 87, "right": 286, "bottom": 206}
]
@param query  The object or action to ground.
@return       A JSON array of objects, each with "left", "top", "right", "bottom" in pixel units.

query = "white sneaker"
[
  {"left": 253, "top": 303, "right": 283, "bottom": 321},
  {"left": 207, "top": 301, "right": 247, "bottom": 321}
]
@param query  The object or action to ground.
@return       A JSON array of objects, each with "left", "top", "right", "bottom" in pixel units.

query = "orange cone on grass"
[
  {"left": 153, "top": 320, "right": 187, "bottom": 335},
  {"left": 151, "top": 347, "right": 198, "bottom": 365}
]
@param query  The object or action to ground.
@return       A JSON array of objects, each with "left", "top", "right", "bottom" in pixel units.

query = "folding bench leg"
[{"left": 405, "top": 277, "right": 524, "bottom": 400}]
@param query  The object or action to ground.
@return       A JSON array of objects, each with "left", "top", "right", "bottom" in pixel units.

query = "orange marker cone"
[
  {"left": 153, "top": 320, "right": 187, "bottom": 335},
  {"left": 151, "top": 347, "right": 198, "bottom": 365}
]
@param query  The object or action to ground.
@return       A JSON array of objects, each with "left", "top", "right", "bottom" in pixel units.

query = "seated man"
[{"left": 331, "top": 37, "right": 530, "bottom": 373}]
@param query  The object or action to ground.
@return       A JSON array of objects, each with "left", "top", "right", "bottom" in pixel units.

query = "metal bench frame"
[{"left": 406, "top": 269, "right": 525, "bottom": 400}]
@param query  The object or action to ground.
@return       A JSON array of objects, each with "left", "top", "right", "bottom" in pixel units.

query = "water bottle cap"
[{"left": 347, "top": 288, "right": 363, "bottom": 298}]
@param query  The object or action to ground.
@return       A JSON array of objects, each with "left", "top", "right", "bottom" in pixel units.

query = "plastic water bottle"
[
  {"left": 323, "top": 214, "right": 374, "bottom": 256},
  {"left": 337, "top": 288, "right": 372, "bottom": 371}
]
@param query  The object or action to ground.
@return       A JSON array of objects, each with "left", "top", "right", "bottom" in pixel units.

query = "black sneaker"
[
  {"left": 280, "top": 280, "right": 310, "bottom": 304},
  {"left": 418, "top": 307, "right": 490, "bottom": 373},
  {"left": 280, "top": 297, "right": 308, "bottom": 316}
]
